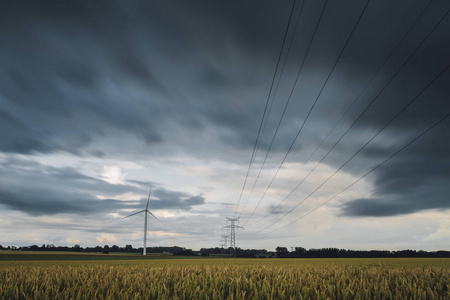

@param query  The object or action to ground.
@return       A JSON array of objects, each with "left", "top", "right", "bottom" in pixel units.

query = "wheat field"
[{"left": 0, "top": 256, "right": 448, "bottom": 299}]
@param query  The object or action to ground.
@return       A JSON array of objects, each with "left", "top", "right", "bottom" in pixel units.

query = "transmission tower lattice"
[
  {"left": 223, "top": 217, "right": 243, "bottom": 256},
  {"left": 220, "top": 235, "right": 229, "bottom": 249}
]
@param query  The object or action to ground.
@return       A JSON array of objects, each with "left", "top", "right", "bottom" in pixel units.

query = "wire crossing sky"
[
  {"left": 248, "top": 0, "right": 447, "bottom": 228},
  {"left": 242, "top": 0, "right": 371, "bottom": 227},
  {"left": 254, "top": 63, "right": 450, "bottom": 233},
  {"left": 236, "top": 0, "right": 308, "bottom": 220},
  {"left": 236, "top": 0, "right": 330, "bottom": 225},
  {"left": 0, "top": 0, "right": 449, "bottom": 251},
  {"left": 263, "top": 113, "right": 450, "bottom": 234},
  {"left": 233, "top": 0, "right": 299, "bottom": 219}
]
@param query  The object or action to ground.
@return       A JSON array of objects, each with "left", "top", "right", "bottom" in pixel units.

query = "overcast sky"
[{"left": 1, "top": 0, "right": 449, "bottom": 251}]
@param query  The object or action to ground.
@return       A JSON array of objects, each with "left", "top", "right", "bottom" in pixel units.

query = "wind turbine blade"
[
  {"left": 123, "top": 210, "right": 145, "bottom": 219},
  {"left": 146, "top": 188, "right": 152, "bottom": 210},
  {"left": 147, "top": 211, "right": 162, "bottom": 223}
]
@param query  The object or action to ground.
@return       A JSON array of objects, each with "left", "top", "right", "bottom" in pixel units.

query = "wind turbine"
[{"left": 123, "top": 188, "right": 161, "bottom": 255}]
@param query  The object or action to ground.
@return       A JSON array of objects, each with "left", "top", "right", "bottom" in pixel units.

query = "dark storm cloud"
[
  {"left": 0, "top": 188, "right": 124, "bottom": 215},
  {"left": 340, "top": 119, "right": 450, "bottom": 217},
  {"left": 0, "top": 110, "right": 51, "bottom": 153},
  {"left": 290, "top": 0, "right": 450, "bottom": 217},
  {"left": 0, "top": 0, "right": 300, "bottom": 156},
  {"left": 0, "top": 0, "right": 449, "bottom": 219},
  {"left": 0, "top": 0, "right": 173, "bottom": 154},
  {"left": 0, "top": 158, "right": 205, "bottom": 215},
  {"left": 341, "top": 192, "right": 450, "bottom": 217}
]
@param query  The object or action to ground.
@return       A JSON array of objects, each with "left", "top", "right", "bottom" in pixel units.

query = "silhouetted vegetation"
[
  {"left": 173, "top": 249, "right": 197, "bottom": 256},
  {"left": 0, "top": 244, "right": 448, "bottom": 258},
  {"left": 275, "top": 246, "right": 450, "bottom": 258},
  {"left": 0, "top": 244, "right": 187, "bottom": 255},
  {"left": 199, "top": 247, "right": 270, "bottom": 258}
]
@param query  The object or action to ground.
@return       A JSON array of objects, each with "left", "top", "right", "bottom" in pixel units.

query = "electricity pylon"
[
  {"left": 223, "top": 217, "right": 243, "bottom": 257},
  {"left": 220, "top": 235, "right": 229, "bottom": 249}
]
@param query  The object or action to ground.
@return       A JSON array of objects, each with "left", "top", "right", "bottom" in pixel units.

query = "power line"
[
  {"left": 255, "top": 6, "right": 450, "bottom": 229},
  {"left": 249, "top": 0, "right": 437, "bottom": 227},
  {"left": 243, "top": 0, "right": 371, "bottom": 226},
  {"left": 237, "top": 0, "right": 307, "bottom": 218},
  {"left": 264, "top": 113, "right": 449, "bottom": 233},
  {"left": 249, "top": 4, "right": 450, "bottom": 228},
  {"left": 238, "top": 0, "right": 330, "bottom": 222},
  {"left": 255, "top": 63, "right": 450, "bottom": 233},
  {"left": 233, "top": 0, "right": 298, "bottom": 218}
]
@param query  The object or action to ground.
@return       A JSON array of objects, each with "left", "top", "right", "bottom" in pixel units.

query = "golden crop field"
[{"left": 0, "top": 254, "right": 449, "bottom": 299}]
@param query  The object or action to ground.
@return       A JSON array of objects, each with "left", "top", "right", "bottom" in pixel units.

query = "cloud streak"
[
  {"left": 0, "top": 158, "right": 205, "bottom": 215},
  {"left": 0, "top": 0, "right": 449, "bottom": 249}
]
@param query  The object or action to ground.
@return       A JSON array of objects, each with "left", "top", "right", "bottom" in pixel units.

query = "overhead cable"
[
  {"left": 264, "top": 113, "right": 450, "bottom": 233},
  {"left": 255, "top": 63, "right": 450, "bottom": 233},
  {"left": 233, "top": 0, "right": 298, "bottom": 217},
  {"left": 237, "top": 0, "right": 307, "bottom": 217},
  {"left": 249, "top": 0, "right": 437, "bottom": 226},
  {"left": 244, "top": 0, "right": 371, "bottom": 225}
]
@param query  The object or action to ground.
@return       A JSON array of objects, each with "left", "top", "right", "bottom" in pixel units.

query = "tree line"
[
  {"left": 275, "top": 247, "right": 450, "bottom": 258},
  {"left": 1, "top": 244, "right": 448, "bottom": 258},
  {"left": 0, "top": 244, "right": 186, "bottom": 255}
]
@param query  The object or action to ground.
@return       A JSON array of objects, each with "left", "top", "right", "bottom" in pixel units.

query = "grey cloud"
[
  {"left": 0, "top": 159, "right": 205, "bottom": 215},
  {"left": 340, "top": 192, "right": 450, "bottom": 217},
  {"left": 0, "top": 188, "right": 122, "bottom": 215},
  {"left": 340, "top": 119, "right": 450, "bottom": 217},
  {"left": 0, "top": 110, "right": 50, "bottom": 154},
  {"left": 0, "top": 1, "right": 172, "bottom": 154},
  {"left": 0, "top": 0, "right": 450, "bottom": 219},
  {"left": 150, "top": 189, "right": 205, "bottom": 210},
  {"left": 0, "top": 0, "right": 296, "bottom": 157},
  {"left": 266, "top": 203, "right": 295, "bottom": 215},
  {"left": 126, "top": 179, "right": 154, "bottom": 188}
]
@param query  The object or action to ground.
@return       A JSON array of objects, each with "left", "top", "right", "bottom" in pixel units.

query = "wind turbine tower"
[{"left": 123, "top": 188, "right": 161, "bottom": 255}]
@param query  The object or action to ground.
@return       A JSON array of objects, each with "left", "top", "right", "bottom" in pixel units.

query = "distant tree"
[
  {"left": 173, "top": 249, "right": 196, "bottom": 256},
  {"left": 324, "top": 248, "right": 340, "bottom": 258},
  {"left": 435, "top": 251, "right": 450, "bottom": 257},
  {"left": 124, "top": 245, "right": 133, "bottom": 252},
  {"left": 103, "top": 245, "right": 110, "bottom": 254},
  {"left": 417, "top": 250, "right": 427, "bottom": 257},
  {"left": 292, "top": 247, "right": 307, "bottom": 258},
  {"left": 111, "top": 245, "right": 120, "bottom": 252},
  {"left": 29, "top": 245, "right": 39, "bottom": 251},
  {"left": 394, "top": 249, "right": 416, "bottom": 257},
  {"left": 276, "top": 247, "right": 289, "bottom": 258}
]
